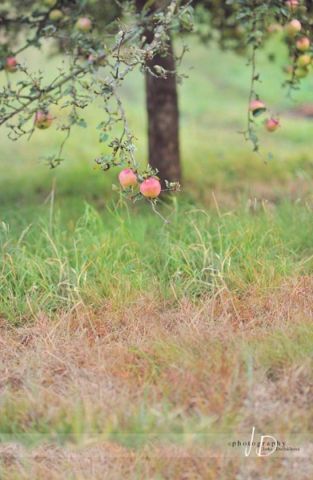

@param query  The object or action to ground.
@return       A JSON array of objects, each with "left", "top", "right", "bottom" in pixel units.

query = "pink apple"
[
  {"left": 5, "top": 56, "right": 18, "bottom": 73},
  {"left": 118, "top": 169, "right": 137, "bottom": 188},
  {"left": 285, "top": 19, "right": 301, "bottom": 37},
  {"left": 76, "top": 17, "right": 92, "bottom": 32},
  {"left": 296, "top": 37, "right": 310, "bottom": 51},
  {"left": 249, "top": 99, "right": 266, "bottom": 116},
  {"left": 265, "top": 118, "right": 280, "bottom": 132},
  {"left": 140, "top": 177, "right": 161, "bottom": 198},
  {"left": 35, "top": 110, "right": 53, "bottom": 129},
  {"left": 286, "top": 0, "right": 299, "bottom": 10}
]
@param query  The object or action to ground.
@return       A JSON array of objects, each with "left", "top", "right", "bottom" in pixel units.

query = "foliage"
[
  {"left": 195, "top": 0, "right": 313, "bottom": 150},
  {"left": 0, "top": 0, "right": 190, "bottom": 204},
  {"left": 1, "top": 0, "right": 313, "bottom": 187}
]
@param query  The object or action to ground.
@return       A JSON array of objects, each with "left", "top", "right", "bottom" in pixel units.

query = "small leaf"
[
  {"left": 77, "top": 118, "right": 87, "bottom": 128},
  {"left": 99, "top": 133, "right": 109, "bottom": 143},
  {"left": 252, "top": 107, "right": 266, "bottom": 117}
]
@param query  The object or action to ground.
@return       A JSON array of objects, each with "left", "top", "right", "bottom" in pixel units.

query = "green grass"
[{"left": 1, "top": 200, "right": 313, "bottom": 322}]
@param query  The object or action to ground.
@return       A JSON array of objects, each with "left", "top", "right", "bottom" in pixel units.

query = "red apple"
[
  {"left": 265, "top": 118, "right": 280, "bottom": 132},
  {"left": 285, "top": 19, "right": 301, "bottom": 37},
  {"left": 249, "top": 99, "right": 266, "bottom": 116},
  {"left": 140, "top": 177, "right": 161, "bottom": 198},
  {"left": 118, "top": 169, "right": 137, "bottom": 188},
  {"left": 296, "top": 37, "right": 310, "bottom": 51},
  {"left": 4, "top": 56, "right": 18, "bottom": 73},
  {"left": 35, "top": 110, "right": 53, "bottom": 129},
  {"left": 76, "top": 17, "right": 92, "bottom": 32}
]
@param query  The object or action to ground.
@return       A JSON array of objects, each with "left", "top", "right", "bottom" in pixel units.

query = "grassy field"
[{"left": 0, "top": 35, "right": 313, "bottom": 479}]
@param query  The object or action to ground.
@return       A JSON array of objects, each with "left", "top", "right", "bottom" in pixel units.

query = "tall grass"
[{"left": 1, "top": 199, "right": 312, "bottom": 323}]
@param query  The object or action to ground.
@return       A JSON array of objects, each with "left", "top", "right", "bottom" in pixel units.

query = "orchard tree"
[
  {"left": 140, "top": 0, "right": 313, "bottom": 181},
  {"left": 154, "top": 0, "right": 313, "bottom": 179},
  {"left": 1, "top": 0, "right": 313, "bottom": 204},
  {"left": 0, "top": 0, "right": 187, "bottom": 208},
  {"left": 135, "top": 0, "right": 186, "bottom": 185}
]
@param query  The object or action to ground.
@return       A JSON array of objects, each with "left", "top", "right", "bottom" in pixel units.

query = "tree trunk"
[
  {"left": 145, "top": 37, "right": 181, "bottom": 185},
  {"left": 135, "top": 1, "right": 181, "bottom": 185}
]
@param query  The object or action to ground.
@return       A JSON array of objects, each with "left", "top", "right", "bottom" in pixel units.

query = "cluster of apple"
[
  {"left": 26, "top": 112, "right": 163, "bottom": 200},
  {"left": 118, "top": 169, "right": 162, "bottom": 199},
  {"left": 30, "top": 115, "right": 162, "bottom": 198},
  {"left": 23, "top": 112, "right": 163, "bottom": 200},
  {"left": 251, "top": 0, "right": 313, "bottom": 134},
  {"left": 269, "top": 1, "right": 312, "bottom": 79},
  {"left": 285, "top": 15, "right": 311, "bottom": 79},
  {"left": 249, "top": 100, "right": 280, "bottom": 133},
  {"left": 2, "top": 1, "right": 93, "bottom": 74},
  {"left": 43, "top": 0, "right": 92, "bottom": 30}
]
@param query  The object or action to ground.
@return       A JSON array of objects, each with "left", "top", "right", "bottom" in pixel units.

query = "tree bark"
[
  {"left": 135, "top": 1, "right": 181, "bottom": 185},
  {"left": 145, "top": 37, "right": 181, "bottom": 185}
]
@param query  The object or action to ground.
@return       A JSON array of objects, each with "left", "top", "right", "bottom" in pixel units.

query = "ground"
[{"left": 0, "top": 35, "right": 313, "bottom": 479}]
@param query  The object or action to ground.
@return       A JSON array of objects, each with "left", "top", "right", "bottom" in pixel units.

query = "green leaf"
[
  {"left": 99, "top": 133, "right": 109, "bottom": 143},
  {"left": 252, "top": 107, "right": 266, "bottom": 117},
  {"left": 77, "top": 118, "right": 87, "bottom": 128}
]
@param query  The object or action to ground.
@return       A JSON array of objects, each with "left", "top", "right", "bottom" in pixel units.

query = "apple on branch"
[
  {"left": 285, "top": 19, "right": 301, "bottom": 37},
  {"left": 34, "top": 111, "right": 53, "bottom": 129},
  {"left": 4, "top": 56, "right": 18, "bottom": 73},
  {"left": 249, "top": 100, "right": 266, "bottom": 116},
  {"left": 140, "top": 178, "right": 162, "bottom": 198},
  {"left": 296, "top": 37, "right": 310, "bottom": 52},
  {"left": 76, "top": 18, "right": 92, "bottom": 33},
  {"left": 118, "top": 169, "right": 138, "bottom": 188},
  {"left": 265, "top": 118, "right": 280, "bottom": 132},
  {"left": 49, "top": 9, "right": 63, "bottom": 22}
]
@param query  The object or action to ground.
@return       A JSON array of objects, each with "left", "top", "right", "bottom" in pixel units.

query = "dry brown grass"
[{"left": 0, "top": 277, "right": 313, "bottom": 479}]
